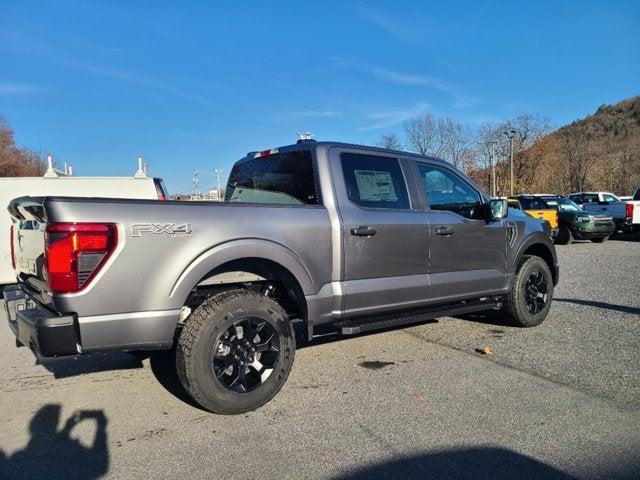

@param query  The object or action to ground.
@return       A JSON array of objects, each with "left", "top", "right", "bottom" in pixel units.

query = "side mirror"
[{"left": 488, "top": 198, "right": 508, "bottom": 220}]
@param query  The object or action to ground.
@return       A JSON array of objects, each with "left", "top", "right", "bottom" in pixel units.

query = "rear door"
[
  {"left": 411, "top": 161, "right": 508, "bottom": 304},
  {"left": 331, "top": 148, "right": 428, "bottom": 317}
]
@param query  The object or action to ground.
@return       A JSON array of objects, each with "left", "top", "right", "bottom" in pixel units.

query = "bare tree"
[
  {"left": 375, "top": 133, "right": 403, "bottom": 151},
  {"left": 437, "top": 117, "right": 473, "bottom": 169},
  {"left": 558, "top": 130, "right": 594, "bottom": 192},
  {"left": 470, "top": 114, "right": 551, "bottom": 194},
  {"left": 403, "top": 113, "right": 443, "bottom": 157}
]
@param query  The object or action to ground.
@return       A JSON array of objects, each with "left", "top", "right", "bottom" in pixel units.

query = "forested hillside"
[
  {"left": 378, "top": 95, "right": 640, "bottom": 197},
  {"left": 514, "top": 96, "right": 640, "bottom": 195}
]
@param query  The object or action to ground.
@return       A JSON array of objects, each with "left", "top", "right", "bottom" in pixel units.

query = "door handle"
[
  {"left": 351, "top": 226, "right": 377, "bottom": 237},
  {"left": 434, "top": 226, "right": 454, "bottom": 236}
]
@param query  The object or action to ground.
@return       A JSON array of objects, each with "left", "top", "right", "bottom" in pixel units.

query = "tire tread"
[{"left": 176, "top": 289, "right": 293, "bottom": 414}]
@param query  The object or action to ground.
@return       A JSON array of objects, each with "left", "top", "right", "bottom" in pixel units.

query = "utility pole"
[
  {"left": 214, "top": 168, "right": 223, "bottom": 201},
  {"left": 502, "top": 129, "right": 517, "bottom": 196},
  {"left": 488, "top": 140, "right": 497, "bottom": 197}
]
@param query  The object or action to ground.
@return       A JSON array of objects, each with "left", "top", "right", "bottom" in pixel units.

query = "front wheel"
[
  {"left": 555, "top": 225, "right": 573, "bottom": 245},
  {"left": 502, "top": 256, "right": 554, "bottom": 327},
  {"left": 176, "top": 289, "right": 295, "bottom": 414}
]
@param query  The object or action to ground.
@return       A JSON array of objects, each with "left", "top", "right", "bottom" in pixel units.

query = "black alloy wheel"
[
  {"left": 213, "top": 317, "right": 280, "bottom": 393},
  {"left": 523, "top": 269, "right": 548, "bottom": 315}
]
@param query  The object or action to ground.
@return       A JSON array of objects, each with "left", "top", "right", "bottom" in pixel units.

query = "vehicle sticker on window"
[{"left": 353, "top": 170, "right": 399, "bottom": 202}]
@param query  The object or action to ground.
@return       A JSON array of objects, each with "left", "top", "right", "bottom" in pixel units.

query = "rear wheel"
[
  {"left": 176, "top": 289, "right": 295, "bottom": 414},
  {"left": 555, "top": 225, "right": 573, "bottom": 245},
  {"left": 590, "top": 237, "right": 607, "bottom": 243},
  {"left": 502, "top": 255, "right": 554, "bottom": 327}
]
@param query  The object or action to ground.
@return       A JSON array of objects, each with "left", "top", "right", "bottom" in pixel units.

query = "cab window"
[
  {"left": 417, "top": 163, "right": 481, "bottom": 219},
  {"left": 341, "top": 153, "right": 410, "bottom": 209},
  {"left": 226, "top": 150, "right": 319, "bottom": 205}
]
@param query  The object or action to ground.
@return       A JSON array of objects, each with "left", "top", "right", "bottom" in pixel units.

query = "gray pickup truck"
[{"left": 5, "top": 140, "right": 559, "bottom": 414}]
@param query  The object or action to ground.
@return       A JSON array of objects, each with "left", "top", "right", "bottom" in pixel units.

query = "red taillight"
[
  {"left": 254, "top": 148, "right": 279, "bottom": 158},
  {"left": 9, "top": 224, "right": 16, "bottom": 270},
  {"left": 626, "top": 202, "right": 634, "bottom": 220},
  {"left": 158, "top": 194, "right": 167, "bottom": 201},
  {"left": 45, "top": 223, "right": 117, "bottom": 293}
]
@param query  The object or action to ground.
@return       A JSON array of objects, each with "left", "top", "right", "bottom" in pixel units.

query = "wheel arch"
[
  {"left": 515, "top": 236, "right": 559, "bottom": 285},
  {"left": 170, "top": 239, "right": 314, "bottom": 320}
]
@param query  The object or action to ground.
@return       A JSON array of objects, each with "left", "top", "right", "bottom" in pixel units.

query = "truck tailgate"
[{"left": 8, "top": 198, "right": 49, "bottom": 293}]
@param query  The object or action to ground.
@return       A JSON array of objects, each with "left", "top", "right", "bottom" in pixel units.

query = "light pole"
[
  {"left": 214, "top": 168, "right": 223, "bottom": 201},
  {"left": 488, "top": 140, "right": 497, "bottom": 197},
  {"left": 503, "top": 129, "right": 517, "bottom": 196}
]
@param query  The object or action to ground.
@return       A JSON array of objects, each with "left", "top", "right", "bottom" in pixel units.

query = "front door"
[
  {"left": 332, "top": 149, "right": 428, "bottom": 317},
  {"left": 412, "top": 161, "right": 508, "bottom": 304}
]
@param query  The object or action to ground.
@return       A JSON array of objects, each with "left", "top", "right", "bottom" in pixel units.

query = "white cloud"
[
  {"left": 353, "top": 3, "right": 441, "bottom": 43},
  {"left": 0, "top": 82, "right": 42, "bottom": 95},
  {"left": 66, "top": 62, "right": 213, "bottom": 106},
  {"left": 290, "top": 110, "right": 339, "bottom": 118},
  {"left": 359, "top": 102, "right": 431, "bottom": 131},
  {"left": 372, "top": 68, "right": 479, "bottom": 108},
  {"left": 271, "top": 109, "right": 340, "bottom": 122}
]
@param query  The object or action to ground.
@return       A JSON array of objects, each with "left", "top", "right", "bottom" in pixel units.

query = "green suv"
[{"left": 538, "top": 196, "right": 615, "bottom": 244}]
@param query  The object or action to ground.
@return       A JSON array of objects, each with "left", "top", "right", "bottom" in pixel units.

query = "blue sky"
[{"left": 1, "top": 0, "right": 638, "bottom": 193}]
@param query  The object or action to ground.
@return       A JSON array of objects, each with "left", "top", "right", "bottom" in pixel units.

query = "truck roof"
[{"left": 239, "top": 140, "right": 451, "bottom": 168}]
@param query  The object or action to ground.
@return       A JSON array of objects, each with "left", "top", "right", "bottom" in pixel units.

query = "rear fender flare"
[{"left": 169, "top": 239, "right": 316, "bottom": 305}]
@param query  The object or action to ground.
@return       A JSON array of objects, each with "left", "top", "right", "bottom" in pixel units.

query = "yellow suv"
[{"left": 508, "top": 196, "right": 559, "bottom": 238}]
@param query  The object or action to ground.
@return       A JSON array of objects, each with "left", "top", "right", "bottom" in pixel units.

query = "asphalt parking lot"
[{"left": 1, "top": 236, "right": 639, "bottom": 479}]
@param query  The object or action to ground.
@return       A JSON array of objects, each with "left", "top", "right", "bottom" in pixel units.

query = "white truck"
[
  {"left": 569, "top": 191, "right": 640, "bottom": 233},
  {"left": 0, "top": 160, "right": 167, "bottom": 285}
]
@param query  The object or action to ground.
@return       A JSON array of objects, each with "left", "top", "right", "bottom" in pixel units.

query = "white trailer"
[{"left": 1, "top": 159, "right": 168, "bottom": 285}]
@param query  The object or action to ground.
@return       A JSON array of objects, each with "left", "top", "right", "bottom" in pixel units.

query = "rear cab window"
[
  {"left": 340, "top": 153, "right": 410, "bottom": 209},
  {"left": 226, "top": 150, "right": 320, "bottom": 205}
]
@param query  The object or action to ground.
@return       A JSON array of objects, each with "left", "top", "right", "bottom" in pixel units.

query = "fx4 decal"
[{"left": 131, "top": 223, "right": 192, "bottom": 237}]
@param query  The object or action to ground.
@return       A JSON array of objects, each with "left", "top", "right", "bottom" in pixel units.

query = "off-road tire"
[
  {"left": 176, "top": 289, "right": 295, "bottom": 414},
  {"left": 555, "top": 225, "right": 573, "bottom": 245},
  {"left": 502, "top": 255, "right": 554, "bottom": 327},
  {"left": 590, "top": 237, "right": 607, "bottom": 243}
]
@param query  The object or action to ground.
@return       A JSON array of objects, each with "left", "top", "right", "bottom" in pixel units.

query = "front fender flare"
[{"left": 511, "top": 232, "right": 559, "bottom": 283}]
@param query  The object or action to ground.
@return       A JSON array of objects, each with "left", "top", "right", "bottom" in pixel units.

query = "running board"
[{"left": 334, "top": 299, "right": 502, "bottom": 335}]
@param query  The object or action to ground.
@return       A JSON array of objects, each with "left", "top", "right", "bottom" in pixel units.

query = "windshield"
[{"left": 543, "top": 197, "right": 582, "bottom": 212}]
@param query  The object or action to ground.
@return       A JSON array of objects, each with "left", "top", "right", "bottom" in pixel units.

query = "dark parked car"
[{"left": 535, "top": 196, "right": 615, "bottom": 244}]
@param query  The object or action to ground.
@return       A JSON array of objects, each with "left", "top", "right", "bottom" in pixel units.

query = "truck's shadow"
[
  {"left": 610, "top": 232, "right": 640, "bottom": 242},
  {"left": 42, "top": 351, "right": 144, "bottom": 379},
  {"left": 148, "top": 350, "right": 205, "bottom": 410},
  {"left": 332, "top": 446, "right": 580, "bottom": 480},
  {"left": 0, "top": 404, "right": 109, "bottom": 480},
  {"left": 554, "top": 298, "right": 640, "bottom": 315}
]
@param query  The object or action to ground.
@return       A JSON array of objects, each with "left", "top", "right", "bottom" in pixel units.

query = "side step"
[{"left": 334, "top": 299, "right": 502, "bottom": 335}]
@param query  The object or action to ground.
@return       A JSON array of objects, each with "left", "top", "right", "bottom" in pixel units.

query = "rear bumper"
[
  {"left": 3, "top": 285, "right": 180, "bottom": 357},
  {"left": 4, "top": 285, "right": 78, "bottom": 358}
]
